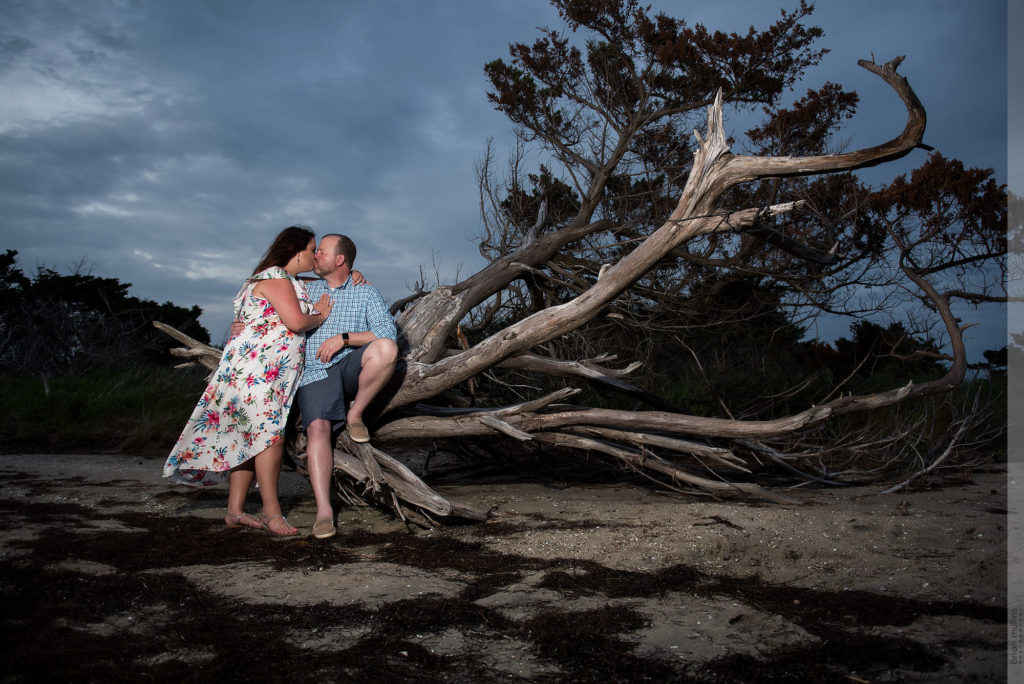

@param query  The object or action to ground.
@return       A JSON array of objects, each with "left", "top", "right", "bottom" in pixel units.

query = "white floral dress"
[{"left": 163, "top": 267, "right": 313, "bottom": 486}]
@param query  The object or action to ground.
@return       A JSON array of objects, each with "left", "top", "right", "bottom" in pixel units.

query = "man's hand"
[
  {"left": 316, "top": 335, "right": 347, "bottom": 363},
  {"left": 229, "top": 319, "right": 245, "bottom": 339}
]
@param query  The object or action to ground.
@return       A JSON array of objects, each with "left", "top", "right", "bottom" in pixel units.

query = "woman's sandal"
[
  {"left": 260, "top": 514, "right": 299, "bottom": 537},
  {"left": 225, "top": 512, "right": 262, "bottom": 529}
]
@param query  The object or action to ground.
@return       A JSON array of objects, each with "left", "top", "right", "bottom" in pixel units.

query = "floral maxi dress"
[{"left": 163, "top": 267, "right": 313, "bottom": 486}]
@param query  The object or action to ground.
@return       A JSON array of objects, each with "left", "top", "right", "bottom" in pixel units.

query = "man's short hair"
[{"left": 324, "top": 233, "right": 357, "bottom": 267}]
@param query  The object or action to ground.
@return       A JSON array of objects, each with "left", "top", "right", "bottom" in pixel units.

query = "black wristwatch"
[{"left": 341, "top": 332, "right": 350, "bottom": 347}]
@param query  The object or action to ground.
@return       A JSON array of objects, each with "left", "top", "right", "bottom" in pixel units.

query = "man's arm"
[
  {"left": 314, "top": 330, "right": 379, "bottom": 362},
  {"left": 314, "top": 288, "right": 396, "bottom": 362},
  {"left": 365, "top": 287, "right": 397, "bottom": 341}
]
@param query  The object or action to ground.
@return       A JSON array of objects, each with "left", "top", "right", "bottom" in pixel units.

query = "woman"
[{"left": 163, "top": 226, "right": 332, "bottom": 536}]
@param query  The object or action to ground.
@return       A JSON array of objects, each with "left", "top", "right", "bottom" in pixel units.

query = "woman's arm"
[{"left": 253, "top": 279, "right": 332, "bottom": 332}]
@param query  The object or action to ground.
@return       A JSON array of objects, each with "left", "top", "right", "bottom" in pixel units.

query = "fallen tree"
[{"left": 157, "top": 1, "right": 1006, "bottom": 523}]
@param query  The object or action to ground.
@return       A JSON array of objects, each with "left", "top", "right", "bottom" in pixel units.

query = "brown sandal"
[{"left": 225, "top": 512, "right": 262, "bottom": 529}]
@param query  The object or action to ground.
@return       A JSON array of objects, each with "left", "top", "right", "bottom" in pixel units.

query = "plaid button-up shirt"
[{"left": 299, "top": 275, "right": 397, "bottom": 387}]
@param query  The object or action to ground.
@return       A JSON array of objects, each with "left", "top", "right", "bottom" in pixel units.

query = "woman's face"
[{"left": 295, "top": 238, "right": 316, "bottom": 273}]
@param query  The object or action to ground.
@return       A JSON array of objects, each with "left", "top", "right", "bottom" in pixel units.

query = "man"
[{"left": 296, "top": 233, "right": 398, "bottom": 538}]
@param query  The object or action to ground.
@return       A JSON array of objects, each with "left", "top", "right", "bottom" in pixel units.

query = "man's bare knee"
[
  {"left": 365, "top": 338, "right": 398, "bottom": 366},
  {"left": 306, "top": 419, "right": 332, "bottom": 441},
  {"left": 380, "top": 338, "right": 398, "bottom": 362}
]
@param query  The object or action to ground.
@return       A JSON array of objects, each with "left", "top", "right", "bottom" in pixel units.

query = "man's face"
[{"left": 313, "top": 237, "right": 340, "bottom": 276}]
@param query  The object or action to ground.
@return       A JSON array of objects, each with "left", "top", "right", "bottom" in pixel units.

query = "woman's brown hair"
[{"left": 252, "top": 225, "right": 315, "bottom": 275}]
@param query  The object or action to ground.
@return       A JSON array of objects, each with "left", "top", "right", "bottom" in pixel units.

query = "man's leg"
[
  {"left": 305, "top": 417, "right": 335, "bottom": 523},
  {"left": 346, "top": 338, "right": 399, "bottom": 430},
  {"left": 296, "top": 367, "right": 348, "bottom": 535}
]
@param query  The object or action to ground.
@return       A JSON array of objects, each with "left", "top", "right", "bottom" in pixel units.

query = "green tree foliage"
[{"left": 0, "top": 249, "right": 209, "bottom": 376}]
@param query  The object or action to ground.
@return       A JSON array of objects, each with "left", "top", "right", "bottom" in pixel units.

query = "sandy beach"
[{"left": 0, "top": 451, "right": 1010, "bottom": 681}]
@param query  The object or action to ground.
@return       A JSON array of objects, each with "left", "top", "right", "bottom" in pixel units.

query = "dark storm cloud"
[
  {"left": 0, "top": 34, "right": 34, "bottom": 58},
  {"left": 0, "top": 0, "right": 1008, "bottom": 353},
  {"left": 1009, "top": 0, "right": 1023, "bottom": 193}
]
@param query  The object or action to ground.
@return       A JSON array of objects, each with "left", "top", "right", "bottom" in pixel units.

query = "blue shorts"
[{"left": 295, "top": 346, "right": 367, "bottom": 431}]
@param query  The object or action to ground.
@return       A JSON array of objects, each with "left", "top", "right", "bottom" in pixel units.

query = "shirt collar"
[{"left": 325, "top": 274, "right": 352, "bottom": 291}]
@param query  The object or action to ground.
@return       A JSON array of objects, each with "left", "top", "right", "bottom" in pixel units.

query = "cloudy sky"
[{"left": 0, "top": 0, "right": 1009, "bottom": 359}]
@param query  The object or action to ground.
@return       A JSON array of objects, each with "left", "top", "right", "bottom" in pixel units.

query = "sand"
[{"left": 0, "top": 451, "right": 1011, "bottom": 682}]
